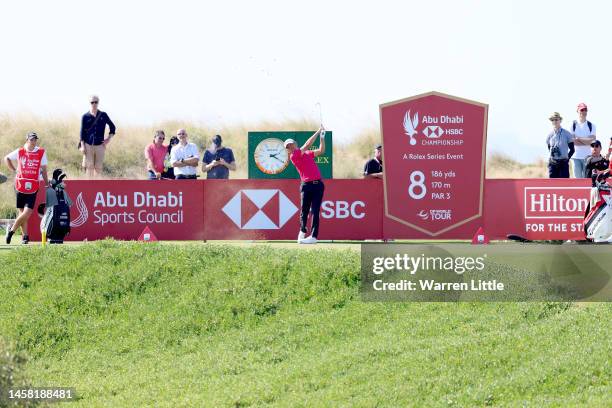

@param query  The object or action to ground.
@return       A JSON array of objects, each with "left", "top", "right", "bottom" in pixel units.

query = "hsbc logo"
[
  {"left": 222, "top": 189, "right": 298, "bottom": 229},
  {"left": 422, "top": 126, "right": 444, "bottom": 138}
]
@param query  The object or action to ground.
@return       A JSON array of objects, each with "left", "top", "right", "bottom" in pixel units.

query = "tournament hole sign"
[{"left": 380, "top": 91, "right": 488, "bottom": 238}]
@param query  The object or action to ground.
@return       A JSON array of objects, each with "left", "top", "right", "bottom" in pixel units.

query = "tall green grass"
[{"left": 0, "top": 242, "right": 610, "bottom": 407}]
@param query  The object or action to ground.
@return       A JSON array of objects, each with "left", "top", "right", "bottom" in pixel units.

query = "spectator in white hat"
[{"left": 546, "top": 112, "right": 575, "bottom": 178}]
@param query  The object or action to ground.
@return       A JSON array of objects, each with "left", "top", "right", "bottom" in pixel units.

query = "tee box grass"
[{"left": 0, "top": 241, "right": 609, "bottom": 407}]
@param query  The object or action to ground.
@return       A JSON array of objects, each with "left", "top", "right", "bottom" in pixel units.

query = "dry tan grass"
[
  {"left": 0, "top": 115, "right": 545, "bottom": 217},
  {"left": 486, "top": 152, "right": 548, "bottom": 178}
]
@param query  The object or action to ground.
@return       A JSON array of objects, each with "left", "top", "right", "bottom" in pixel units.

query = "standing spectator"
[
  {"left": 144, "top": 130, "right": 174, "bottom": 180},
  {"left": 170, "top": 129, "right": 199, "bottom": 179},
  {"left": 165, "top": 135, "right": 180, "bottom": 179},
  {"left": 202, "top": 134, "right": 236, "bottom": 179},
  {"left": 546, "top": 112, "right": 575, "bottom": 178},
  {"left": 79, "top": 95, "right": 116, "bottom": 178},
  {"left": 584, "top": 140, "right": 610, "bottom": 185},
  {"left": 284, "top": 126, "right": 326, "bottom": 244},
  {"left": 3, "top": 132, "right": 49, "bottom": 244},
  {"left": 570, "top": 103, "right": 596, "bottom": 178},
  {"left": 363, "top": 144, "right": 383, "bottom": 179}
]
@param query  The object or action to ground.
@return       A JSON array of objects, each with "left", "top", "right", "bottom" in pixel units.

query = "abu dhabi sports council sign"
[
  {"left": 380, "top": 91, "right": 488, "bottom": 237},
  {"left": 27, "top": 180, "right": 206, "bottom": 241}
]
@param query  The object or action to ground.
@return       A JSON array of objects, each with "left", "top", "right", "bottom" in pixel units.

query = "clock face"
[{"left": 254, "top": 138, "right": 290, "bottom": 175}]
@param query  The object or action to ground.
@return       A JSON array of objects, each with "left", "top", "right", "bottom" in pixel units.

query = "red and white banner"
[
  {"left": 484, "top": 179, "right": 592, "bottom": 241},
  {"left": 203, "top": 179, "right": 383, "bottom": 240},
  {"left": 28, "top": 180, "right": 205, "bottom": 241},
  {"left": 25, "top": 178, "right": 594, "bottom": 241},
  {"left": 380, "top": 91, "right": 488, "bottom": 238}
]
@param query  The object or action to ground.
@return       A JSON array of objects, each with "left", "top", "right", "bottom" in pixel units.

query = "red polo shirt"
[{"left": 290, "top": 149, "right": 321, "bottom": 182}]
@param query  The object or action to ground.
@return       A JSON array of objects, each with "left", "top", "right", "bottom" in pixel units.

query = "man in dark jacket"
[
  {"left": 584, "top": 140, "right": 610, "bottom": 185},
  {"left": 79, "top": 95, "right": 116, "bottom": 178},
  {"left": 363, "top": 144, "right": 383, "bottom": 179}
]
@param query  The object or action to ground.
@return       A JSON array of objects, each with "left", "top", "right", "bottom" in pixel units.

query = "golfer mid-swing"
[{"left": 284, "top": 126, "right": 326, "bottom": 244}]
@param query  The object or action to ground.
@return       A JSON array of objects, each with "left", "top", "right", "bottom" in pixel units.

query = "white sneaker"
[
  {"left": 297, "top": 231, "right": 306, "bottom": 243},
  {"left": 300, "top": 236, "right": 318, "bottom": 244}
]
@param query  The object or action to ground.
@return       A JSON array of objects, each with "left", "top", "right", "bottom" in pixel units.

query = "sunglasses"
[
  {"left": 90, "top": 101, "right": 99, "bottom": 104},
  {"left": 579, "top": 109, "right": 587, "bottom": 112},
  {"left": 551, "top": 119, "right": 561, "bottom": 122}
]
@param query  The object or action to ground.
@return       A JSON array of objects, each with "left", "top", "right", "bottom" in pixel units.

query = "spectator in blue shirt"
[
  {"left": 546, "top": 112, "right": 575, "bottom": 178},
  {"left": 202, "top": 134, "right": 236, "bottom": 179},
  {"left": 79, "top": 95, "right": 116, "bottom": 178}
]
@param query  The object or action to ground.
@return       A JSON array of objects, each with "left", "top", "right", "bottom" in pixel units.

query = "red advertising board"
[
  {"left": 484, "top": 178, "right": 592, "bottom": 241},
  {"left": 203, "top": 179, "right": 383, "bottom": 240},
  {"left": 27, "top": 180, "right": 205, "bottom": 241},
  {"left": 22, "top": 178, "right": 593, "bottom": 242},
  {"left": 380, "top": 91, "right": 488, "bottom": 238}
]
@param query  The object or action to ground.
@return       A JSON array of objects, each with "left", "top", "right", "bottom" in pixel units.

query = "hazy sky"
[{"left": 1, "top": 0, "right": 611, "bottom": 162}]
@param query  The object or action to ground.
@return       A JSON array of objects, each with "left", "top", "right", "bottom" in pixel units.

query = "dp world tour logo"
[{"left": 222, "top": 189, "right": 298, "bottom": 229}]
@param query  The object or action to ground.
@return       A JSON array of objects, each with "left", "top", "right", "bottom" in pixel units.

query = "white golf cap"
[{"left": 283, "top": 138, "right": 297, "bottom": 147}]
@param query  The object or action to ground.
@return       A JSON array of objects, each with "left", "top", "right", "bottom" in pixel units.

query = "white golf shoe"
[
  {"left": 300, "top": 236, "right": 318, "bottom": 244},
  {"left": 297, "top": 231, "right": 306, "bottom": 243}
]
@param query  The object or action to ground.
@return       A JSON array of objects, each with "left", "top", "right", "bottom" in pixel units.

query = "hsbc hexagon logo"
[{"left": 222, "top": 189, "right": 298, "bottom": 229}]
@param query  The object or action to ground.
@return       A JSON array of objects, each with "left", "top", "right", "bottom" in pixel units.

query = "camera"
[{"left": 551, "top": 146, "right": 561, "bottom": 159}]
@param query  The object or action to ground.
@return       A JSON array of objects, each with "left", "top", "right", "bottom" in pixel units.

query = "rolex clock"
[
  {"left": 253, "top": 138, "right": 289, "bottom": 175},
  {"left": 248, "top": 131, "right": 332, "bottom": 179}
]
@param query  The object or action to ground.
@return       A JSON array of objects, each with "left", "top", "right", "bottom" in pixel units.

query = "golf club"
[{"left": 316, "top": 102, "right": 325, "bottom": 137}]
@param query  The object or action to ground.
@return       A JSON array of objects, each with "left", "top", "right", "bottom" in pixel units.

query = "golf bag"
[
  {"left": 40, "top": 169, "right": 72, "bottom": 244},
  {"left": 584, "top": 178, "right": 612, "bottom": 243}
]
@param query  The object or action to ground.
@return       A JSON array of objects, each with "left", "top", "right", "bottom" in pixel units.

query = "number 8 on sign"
[{"left": 408, "top": 171, "right": 427, "bottom": 200}]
